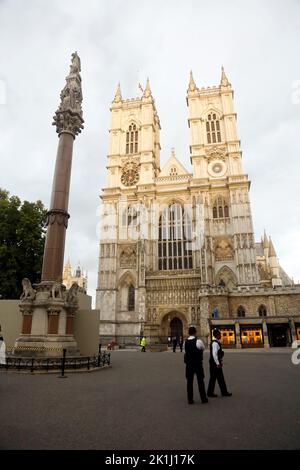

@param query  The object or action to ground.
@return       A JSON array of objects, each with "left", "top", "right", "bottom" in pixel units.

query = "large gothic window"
[
  {"left": 206, "top": 113, "right": 221, "bottom": 144},
  {"left": 126, "top": 123, "right": 138, "bottom": 154},
  {"left": 128, "top": 284, "right": 135, "bottom": 311},
  {"left": 213, "top": 196, "right": 229, "bottom": 219},
  {"left": 158, "top": 203, "right": 193, "bottom": 270}
]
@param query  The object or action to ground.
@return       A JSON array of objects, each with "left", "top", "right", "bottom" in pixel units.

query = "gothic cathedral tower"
[
  {"left": 187, "top": 69, "right": 259, "bottom": 287},
  {"left": 96, "top": 80, "right": 161, "bottom": 341}
]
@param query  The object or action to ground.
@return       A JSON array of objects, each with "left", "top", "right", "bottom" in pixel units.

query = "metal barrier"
[{"left": 0, "top": 351, "right": 111, "bottom": 374}]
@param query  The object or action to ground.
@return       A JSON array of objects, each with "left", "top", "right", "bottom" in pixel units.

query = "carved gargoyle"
[{"left": 20, "top": 278, "right": 36, "bottom": 301}]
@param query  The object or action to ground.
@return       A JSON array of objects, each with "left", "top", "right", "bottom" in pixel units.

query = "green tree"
[{"left": 0, "top": 188, "right": 47, "bottom": 299}]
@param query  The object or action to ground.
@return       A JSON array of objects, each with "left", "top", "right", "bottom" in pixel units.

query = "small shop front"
[
  {"left": 267, "top": 323, "right": 291, "bottom": 347},
  {"left": 210, "top": 325, "right": 236, "bottom": 348},
  {"left": 240, "top": 325, "right": 264, "bottom": 348},
  {"left": 296, "top": 323, "right": 300, "bottom": 341}
]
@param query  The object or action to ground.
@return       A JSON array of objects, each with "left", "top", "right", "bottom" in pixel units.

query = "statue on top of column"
[{"left": 53, "top": 51, "right": 84, "bottom": 137}]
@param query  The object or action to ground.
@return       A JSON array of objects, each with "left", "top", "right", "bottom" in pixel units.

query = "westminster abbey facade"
[{"left": 96, "top": 69, "right": 300, "bottom": 349}]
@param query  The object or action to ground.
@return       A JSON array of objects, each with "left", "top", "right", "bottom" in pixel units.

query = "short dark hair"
[
  {"left": 212, "top": 328, "right": 221, "bottom": 338},
  {"left": 188, "top": 326, "right": 197, "bottom": 336}
]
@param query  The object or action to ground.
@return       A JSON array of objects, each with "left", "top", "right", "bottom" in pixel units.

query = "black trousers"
[
  {"left": 207, "top": 362, "right": 228, "bottom": 395},
  {"left": 185, "top": 363, "right": 207, "bottom": 403}
]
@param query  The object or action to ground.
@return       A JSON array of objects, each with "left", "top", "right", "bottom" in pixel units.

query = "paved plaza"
[{"left": 0, "top": 349, "right": 300, "bottom": 450}]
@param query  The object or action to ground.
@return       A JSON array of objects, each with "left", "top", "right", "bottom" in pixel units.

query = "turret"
[
  {"left": 268, "top": 237, "right": 282, "bottom": 287},
  {"left": 220, "top": 66, "right": 231, "bottom": 88},
  {"left": 263, "top": 230, "right": 269, "bottom": 261}
]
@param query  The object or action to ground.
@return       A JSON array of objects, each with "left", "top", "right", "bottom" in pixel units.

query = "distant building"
[{"left": 63, "top": 259, "right": 87, "bottom": 294}]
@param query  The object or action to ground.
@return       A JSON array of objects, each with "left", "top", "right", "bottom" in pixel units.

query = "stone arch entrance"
[
  {"left": 170, "top": 317, "right": 183, "bottom": 340},
  {"left": 159, "top": 311, "right": 188, "bottom": 342}
]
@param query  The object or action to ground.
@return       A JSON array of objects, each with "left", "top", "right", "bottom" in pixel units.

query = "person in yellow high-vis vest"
[{"left": 140, "top": 336, "right": 146, "bottom": 352}]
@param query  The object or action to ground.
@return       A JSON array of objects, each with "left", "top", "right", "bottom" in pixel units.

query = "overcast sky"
[{"left": 1, "top": 0, "right": 300, "bottom": 304}]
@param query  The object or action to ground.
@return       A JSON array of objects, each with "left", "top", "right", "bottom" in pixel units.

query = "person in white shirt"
[
  {"left": 0, "top": 336, "right": 6, "bottom": 366},
  {"left": 207, "top": 328, "right": 232, "bottom": 397},
  {"left": 184, "top": 326, "right": 208, "bottom": 405}
]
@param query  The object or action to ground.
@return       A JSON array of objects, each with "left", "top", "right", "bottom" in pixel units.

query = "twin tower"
[{"left": 96, "top": 68, "right": 283, "bottom": 344}]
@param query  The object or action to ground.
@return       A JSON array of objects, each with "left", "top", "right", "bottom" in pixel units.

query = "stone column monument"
[{"left": 14, "top": 52, "right": 84, "bottom": 357}]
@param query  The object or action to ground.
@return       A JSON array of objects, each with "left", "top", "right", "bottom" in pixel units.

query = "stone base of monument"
[
  {"left": 13, "top": 335, "right": 80, "bottom": 357},
  {"left": 15, "top": 280, "right": 81, "bottom": 357}
]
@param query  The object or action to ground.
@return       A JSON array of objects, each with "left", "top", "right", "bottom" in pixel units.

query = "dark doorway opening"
[
  {"left": 268, "top": 324, "right": 290, "bottom": 347},
  {"left": 170, "top": 317, "right": 183, "bottom": 341}
]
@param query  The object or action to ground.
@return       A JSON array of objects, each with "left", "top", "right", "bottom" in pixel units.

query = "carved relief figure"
[
  {"left": 214, "top": 237, "right": 234, "bottom": 260},
  {"left": 120, "top": 247, "right": 136, "bottom": 268}
]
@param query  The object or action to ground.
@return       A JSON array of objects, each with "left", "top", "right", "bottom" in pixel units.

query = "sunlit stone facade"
[{"left": 96, "top": 70, "right": 300, "bottom": 348}]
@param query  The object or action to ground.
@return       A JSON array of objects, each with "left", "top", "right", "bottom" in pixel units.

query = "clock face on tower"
[
  {"left": 208, "top": 160, "right": 227, "bottom": 178},
  {"left": 121, "top": 161, "right": 140, "bottom": 186}
]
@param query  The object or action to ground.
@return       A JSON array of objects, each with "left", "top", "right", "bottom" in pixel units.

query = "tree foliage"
[{"left": 0, "top": 188, "right": 47, "bottom": 299}]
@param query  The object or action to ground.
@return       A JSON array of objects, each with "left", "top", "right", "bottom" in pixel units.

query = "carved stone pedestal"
[{"left": 14, "top": 279, "right": 80, "bottom": 357}]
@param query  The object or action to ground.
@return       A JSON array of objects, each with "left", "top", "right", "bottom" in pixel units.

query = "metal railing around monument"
[{"left": 0, "top": 350, "right": 111, "bottom": 374}]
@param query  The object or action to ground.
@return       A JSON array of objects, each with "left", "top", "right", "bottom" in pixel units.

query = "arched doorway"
[
  {"left": 159, "top": 311, "right": 188, "bottom": 344},
  {"left": 170, "top": 317, "right": 183, "bottom": 340}
]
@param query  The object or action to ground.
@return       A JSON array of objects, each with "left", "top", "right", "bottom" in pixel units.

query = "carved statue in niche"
[
  {"left": 120, "top": 246, "right": 136, "bottom": 268},
  {"left": 214, "top": 237, "right": 234, "bottom": 260},
  {"left": 215, "top": 266, "right": 237, "bottom": 290},
  {"left": 153, "top": 308, "right": 157, "bottom": 322},
  {"left": 191, "top": 307, "right": 196, "bottom": 322}
]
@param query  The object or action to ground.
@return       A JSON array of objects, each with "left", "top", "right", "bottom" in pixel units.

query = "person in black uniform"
[
  {"left": 184, "top": 326, "right": 208, "bottom": 405},
  {"left": 207, "top": 328, "right": 232, "bottom": 397}
]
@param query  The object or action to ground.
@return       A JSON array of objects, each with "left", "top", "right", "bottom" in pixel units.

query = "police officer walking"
[
  {"left": 207, "top": 328, "right": 232, "bottom": 397},
  {"left": 184, "top": 326, "right": 208, "bottom": 405}
]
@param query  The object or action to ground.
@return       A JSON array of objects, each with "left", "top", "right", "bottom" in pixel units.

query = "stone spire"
[
  {"left": 143, "top": 77, "right": 152, "bottom": 98},
  {"left": 188, "top": 70, "right": 197, "bottom": 92},
  {"left": 263, "top": 230, "right": 269, "bottom": 249},
  {"left": 52, "top": 51, "right": 84, "bottom": 137},
  {"left": 220, "top": 66, "right": 231, "bottom": 87},
  {"left": 113, "top": 82, "right": 122, "bottom": 103},
  {"left": 268, "top": 237, "right": 277, "bottom": 258}
]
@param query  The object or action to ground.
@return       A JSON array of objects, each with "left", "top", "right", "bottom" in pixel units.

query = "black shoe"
[
  {"left": 202, "top": 398, "right": 209, "bottom": 404},
  {"left": 207, "top": 393, "right": 218, "bottom": 398},
  {"left": 188, "top": 400, "right": 194, "bottom": 404},
  {"left": 222, "top": 392, "right": 232, "bottom": 397}
]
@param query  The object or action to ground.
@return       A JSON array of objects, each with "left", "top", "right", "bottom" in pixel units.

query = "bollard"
[
  {"left": 58, "top": 348, "right": 67, "bottom": 378},
  {"left": 31, "top": 358, "right": 34, "bottom": 373}
]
